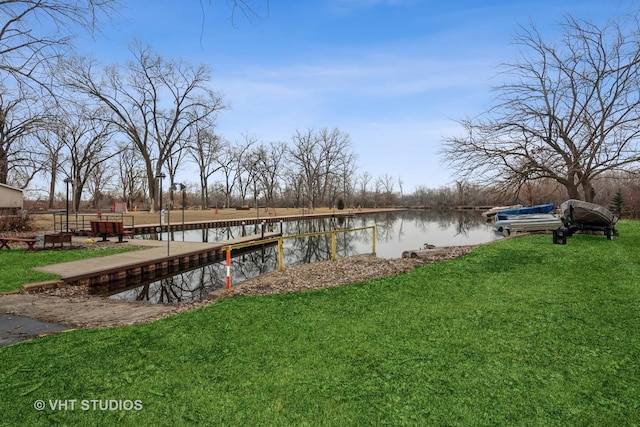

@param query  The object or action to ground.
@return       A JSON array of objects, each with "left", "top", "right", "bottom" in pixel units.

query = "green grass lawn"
[
  {"left": 1, "top": 221, "right": 639, "bottom": 426},
  {"left": 0, "top": 247, "right": 140, "bottom": 293}
]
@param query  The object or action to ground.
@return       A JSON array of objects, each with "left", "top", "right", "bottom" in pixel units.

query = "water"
[{"left": 109, "top": 210, "right": 498, "bottom": 303}]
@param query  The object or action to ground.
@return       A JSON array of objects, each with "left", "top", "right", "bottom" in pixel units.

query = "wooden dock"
[
  {"left": 34, "top": 232, "right": 281, "bottom": 291},
  {"left": 69, "top": 210, "right": 372, "bottom": 236}
]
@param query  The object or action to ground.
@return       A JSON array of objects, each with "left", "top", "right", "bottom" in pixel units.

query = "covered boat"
[
  {"left": 495, "top": 203, "right": 555, "bottom": 220},
  {"left": 560, "top": 199, "right": 618, "bottom": 239}
]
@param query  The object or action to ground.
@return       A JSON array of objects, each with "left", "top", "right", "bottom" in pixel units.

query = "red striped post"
[{"left": 226, "top": 249, "right": 231, "bottom": 290}]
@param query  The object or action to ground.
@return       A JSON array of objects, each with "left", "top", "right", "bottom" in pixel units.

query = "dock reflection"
[{"left": 109, "top": 210, "right": 495, "bottom": 303}]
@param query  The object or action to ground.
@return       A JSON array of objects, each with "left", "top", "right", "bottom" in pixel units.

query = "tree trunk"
[
  {"left": 581, "top": 181, "right": 596, "bottom": 203},
  {"left": 564, "top": 182, "right": 581, "bottom": 201},
  {"left": 49, "top": 169, "right": 57, "bottom": 209}
]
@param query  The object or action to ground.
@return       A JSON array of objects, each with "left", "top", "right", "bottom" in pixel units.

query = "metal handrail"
[
  {"left": 52, "top": 212, "right": 135, "bottom": 232},
  {"left": 222, "top": 226, "right": 376, "bottom": 289}
]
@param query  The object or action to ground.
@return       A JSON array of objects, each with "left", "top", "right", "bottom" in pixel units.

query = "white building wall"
[{"left": 0, "top": 184, "right": 24, "bottom": 209}]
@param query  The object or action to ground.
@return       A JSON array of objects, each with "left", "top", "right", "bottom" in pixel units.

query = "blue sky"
[{"left": 77, "top": 0, "right": 625, "bottom": 192}]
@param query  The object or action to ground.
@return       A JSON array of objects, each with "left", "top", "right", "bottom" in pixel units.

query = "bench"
[
  {"left": 44, "top": 233, "right": 72, "bottom": 248},
  {"left": 90, "top": 221, "right": 133, "bottom": 243},
  {"left": 0, "top": 237, "right": 38, "bottom": 252}
]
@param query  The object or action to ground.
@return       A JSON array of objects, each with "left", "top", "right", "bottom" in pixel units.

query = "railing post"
[
  {"left": 371, "top": 226, "right": 376, "bottom": 255},
  {"left": 331, "top": 231, "right": 337, "bottom": 261},
  {"left": 278, "top": 239, "right": 284, "bottom": 271},
  {"left": 226, "top": 248, "right": 231, "bottom": 290}
]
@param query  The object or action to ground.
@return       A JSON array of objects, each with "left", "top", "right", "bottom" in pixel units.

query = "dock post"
[
  {"left": 278, "top": 239, "right": 284, "bottom": 271},
  {"left": 226, "top": 249, "right": 231, "bottom": 290},
  {"left": 331, "top": 231, "right": 337, "bottom": 261},
  {"left": 371, "top": 226, "right": 376, "bottom": 256}
]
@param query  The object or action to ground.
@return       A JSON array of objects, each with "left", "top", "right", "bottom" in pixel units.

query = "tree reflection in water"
[{"left": 110, "top": 210, "right": 496, "bottom": 303}]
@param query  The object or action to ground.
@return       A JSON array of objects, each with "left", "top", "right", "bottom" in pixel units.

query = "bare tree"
[
  {"left": 336, "top": 149, "right": 357, "bottom": 208},
  {"left": 376, "top": 174, "right": 395, "bottom": 207},
  {"left": 0, "top": 81, "right": 48, "bottom": 187},
  {"left": 356, "top": 171, "right": 372, "bottom": 208},
  {"left": 217, "top": 143, "right": 239, "bottom": 209},
  {"left": 442, "top": 16, "right": 640, "bottom": 203},
  {"left": 115, "top": 143, "right": 145, "bottom": 210},
  {"left": 454, "top": 180, "right": 470, "bottom": 206},
  {"left": 84, "top": 160, "right": 115, "bottom": 209},
  {"left": 255, "top": 141, "right": 286, "bottom": 210},
  {"left": 287, "top": 127, "right": 354, "bottom": 210},
  {"left": 165, "top": 139, "right": 189, "bottom": 206},
  {"left": 64, "top": 42, "right": 225, "bottom": 212},
  {"left": 33, "top": 126, "right": 66, "bottom": 208},
  {"left": 412, "top": 185, "right": 429, "bottom": 207},
  {"left": 245, "top": 146, "right": 265, "bottom": 211},
  {"left": 232, "top": 134, "right": 257, "bottom": 207},
  {"left": 0, "top": 0, "right": 118, "bottom": 88},
  {"left": 53, "top": 103, "right": 116, "bottom": 211},
  {"left": 187, "top": 120, "right": 224, "bottom": 209},
  {"left": 281, "top": 169, "right": 305, "bottom": 208}
]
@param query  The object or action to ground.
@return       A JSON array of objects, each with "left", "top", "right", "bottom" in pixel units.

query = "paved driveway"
[{"left": 0, "top": 314, "right": 70, "bottom": 347}]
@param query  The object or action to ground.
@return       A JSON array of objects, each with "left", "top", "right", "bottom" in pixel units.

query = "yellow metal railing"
[{"left": 222, "top": 226, "right": 376, "bottom": 289}]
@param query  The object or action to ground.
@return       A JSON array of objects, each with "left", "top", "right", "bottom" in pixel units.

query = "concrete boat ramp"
[{"left": 32, "top": 232, "right": 280, "bottom": 290}]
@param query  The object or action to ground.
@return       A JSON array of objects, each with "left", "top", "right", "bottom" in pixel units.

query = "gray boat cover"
[{"left": 560, "top": 199, "right": 617, "bottom": 226}]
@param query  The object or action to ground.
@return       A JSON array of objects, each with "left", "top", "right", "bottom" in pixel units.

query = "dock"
[
  {"left": 34, "top": 232, "right": 281, "bottom": 292},
  {"left": 62, "top": 210, "right": 369, "bottom": 236}
]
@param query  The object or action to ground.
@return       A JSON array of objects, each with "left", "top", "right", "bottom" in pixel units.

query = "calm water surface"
[{"left": 110, "top": 210, "right": 499, "bottom": 303}]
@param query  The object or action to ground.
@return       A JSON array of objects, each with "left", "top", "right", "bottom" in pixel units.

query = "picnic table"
[{"left": 0, "top": 236, "right": 38, "bottom": 252}]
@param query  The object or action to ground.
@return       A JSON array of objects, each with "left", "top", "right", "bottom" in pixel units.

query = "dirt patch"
[{"left": 0, "top": 245, "right": 477, "bottom": 329}]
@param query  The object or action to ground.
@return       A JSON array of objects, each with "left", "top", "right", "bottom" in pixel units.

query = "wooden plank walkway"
[
  {"left": 34, "top": 232, "right": 281, "bottom": 289},
  {"left": 69, "top": 210, "right": 369, "bottom": 236}
]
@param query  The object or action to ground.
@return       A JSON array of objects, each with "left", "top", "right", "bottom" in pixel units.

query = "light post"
[
  {"left": 171, "top": 183, "right": 186, "bottom": 241},
  {"left": 255, "top": 190, "right": 260, "bottom": 234},
  {"left": 156, "top": 172, "right": 166, "bottom": 240},
  {"left": 64, "top": 177, "right": 73, "bottom": 233},
  {"left": 180, "top": 184, "right": 186, "bottom": 241}
]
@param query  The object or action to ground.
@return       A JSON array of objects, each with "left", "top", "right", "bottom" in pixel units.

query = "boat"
[
  {"left": 481, "top": 204, "right": 522, "bottom": 220},
  {"left": 560, "top": 199, "right": 618, "bottom": 239},
  {"left": 493, "top": 214, "right": 563, "bottom": 235},
  {"left": 498, "top": 213, "right": 558, "bottom": 221},
  {"left": 495, "top": 203, "right": 555, "bottom": 220}
]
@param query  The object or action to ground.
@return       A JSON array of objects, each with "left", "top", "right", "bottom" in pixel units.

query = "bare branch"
[{"left": 443, "top": 14, "right": 640, "bottom": 202}]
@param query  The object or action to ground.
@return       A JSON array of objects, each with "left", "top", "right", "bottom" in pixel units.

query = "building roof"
[{"left": 0, "top": 183, "right": 23, "bottom": 193}]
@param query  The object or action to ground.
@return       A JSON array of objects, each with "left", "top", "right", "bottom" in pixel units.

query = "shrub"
[{"left": 0, "top": 213, "right": 33, "bottom": 232}]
